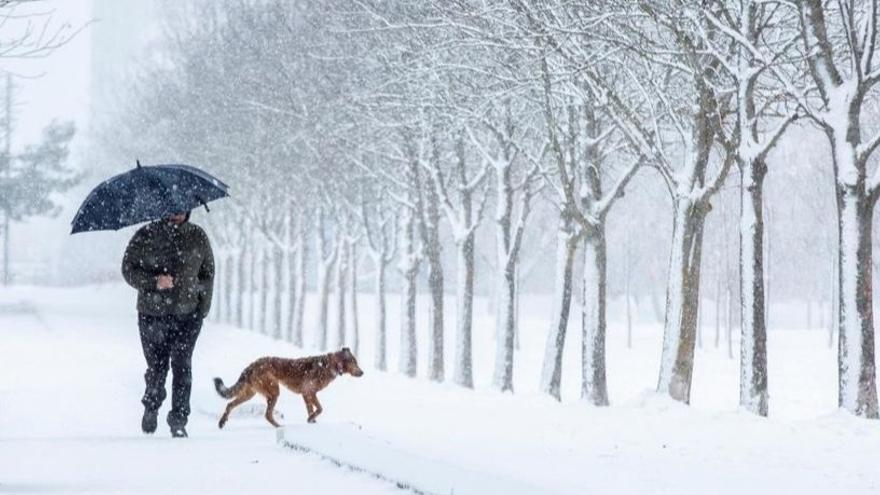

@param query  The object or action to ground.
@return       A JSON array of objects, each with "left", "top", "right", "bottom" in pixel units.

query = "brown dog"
[{"left": 214, "top": 347, "right": 364, "bottom": 428}]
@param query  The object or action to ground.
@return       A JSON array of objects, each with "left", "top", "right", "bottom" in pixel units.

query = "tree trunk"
[
  {"left": 727, "top": 285, "right": 734, "bottom": 360},
  {"left": 422, "top": 172, "right": 445, "bottom": 383},
  {"left": 836, "top": 183, "right": 878, "bottom": 417},
  {"left": 624, "top": 212, "right": 633, "bottom": 350},
  {"left": 316, "top": 210, "right": 336, "bottom": 351},
  {"left": 285, "top": 217, "right": 297, "bottom": 343},
  {"left": 625, "top": 245, "right": 633, "bottom": 350},
  {"left": 697, "top": 296, "right": 703, "bottom": 349},
  {"left": 285, "top": 245, "right": 296, "bottom": 342},
  {"left": 514, "top": 266, "right": 521, "bottom": 351},
  {"left": 272, "top": 245, "right": 283, "bottom": 340},
  {"left": 248, "top": 229, "right": 257, "bottom": 331},
  {"left": 581, "top": 227, "right": 609, "bottom": 406},
  {"left": 399, "top": 209, "right": 419, "bottom": 378},
  {"left": 657, "top": 198, "right": 709, "bottom": 403},
  {"left": 400, "top": 265, "right": 418, "bottom": 377},
  {"left": 492, "top": 254, "right": 517, "bottom": 392},
  {"left": 2, "top": 210, "right": 9, "bottom": 286},
  {"left": 293, "top": 229, "right": 308, "bottom": 347},
  {"left": 765, "top": 205, "right": 772, "bottom": 328},
  {"left": 349, "top": 241, "right": 360, "bottom": 356},
  {"left": 223, "top": 250, "right": 232, "bottom": 322},
  {"left": 317, "top": 252, "right": 335, "bottom": 350},
  {"left": 224, "top": 252, "right": 234, "bottom": 324},
  {"left": 490, "top": 152, "right": 531, "bottom": 392},
  {"left": 335, "top": 240, "right": 349, "bottom": 349},
  {"left": 259, "top": 241, "right": 269, "bottom": 335},
  {"left": 714, "top": 274, "right": 721, "bottom": 349},
  {"left": 453, "top": 236, "right": 474, "bottom": 387},
  {"left": 374, "top": 257, "right": 388, "bottom": 371},
  {"left": 539, "top": 220, "right": 579, "bottom": 399},
  {"left": 739, "top": 157, "right": 769, "bottom": 416},
  {"left": 829, "top": 255, "right": 837, "bottom": 349},
  {"left": 212, "top": 253, "right": 223, "bottom": 322},
  {"left": 427, "top": 252, "right": 445, "bottom": 382},
  {"left": 235, "top": 244, "right": 246, "bottom": 329}
]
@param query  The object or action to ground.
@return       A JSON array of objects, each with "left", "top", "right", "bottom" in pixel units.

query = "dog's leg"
[
  {"left": 219, "top": 389, "right": 255, "bottom": 429},
  {"left": 265, "top": 384, "right": 281, "bottom": 428},
  {"left": 301, "top": 395, "right": 315, "bottom": 422},
  {"left": 306, "top": 393, "right": 323, "bottom": 423}
]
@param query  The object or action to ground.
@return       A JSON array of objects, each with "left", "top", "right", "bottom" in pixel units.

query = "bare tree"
[
  {"left": 575, "top": 1, "right": 737, "bottom": 405},
  {"left": 359, "top": 180, "right": 398, "bottom": 371},
  {"left": 467, "top": 102, "right": 539, "bottom": 392},
  {"left": 315, "top": 203, "right": 339, "bottom": 350},
  {"left": 700, "top": 0, "right": 801, "bottom": 416},
  {"left": 509, "top": 2, "right": 644, "bottom": 403},
  {"left": 794, "top": 0, "right": 880, "bottom": 418}
]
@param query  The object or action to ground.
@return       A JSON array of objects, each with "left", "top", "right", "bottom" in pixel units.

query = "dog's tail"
[{"left": 213, "top": 377, "right": 243, "bottom": 399}]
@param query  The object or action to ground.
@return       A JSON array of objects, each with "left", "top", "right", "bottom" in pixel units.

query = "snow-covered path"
[
  {"left": 0, "top": 286, "right": 394, "bottom": 495},
  {"left": 4, "top": 285, "right": 880, "bottom": 494}
]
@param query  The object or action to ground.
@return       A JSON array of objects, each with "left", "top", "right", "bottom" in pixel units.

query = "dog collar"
[{"left": 325, "top": 355, "right": 343, "bottom": 376}]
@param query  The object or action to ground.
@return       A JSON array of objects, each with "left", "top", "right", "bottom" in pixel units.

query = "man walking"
[{"left": 122, "top": 211, "right": 214, "bottom": 438}]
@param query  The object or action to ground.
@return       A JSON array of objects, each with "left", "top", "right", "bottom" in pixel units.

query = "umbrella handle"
[{"left": 197, "top": 195, "right": 210, "bottom": 213}]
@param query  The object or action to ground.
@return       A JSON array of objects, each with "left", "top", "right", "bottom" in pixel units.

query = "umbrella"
[{"left": 70, "top": 161, "right": 229, "bottom": 234}]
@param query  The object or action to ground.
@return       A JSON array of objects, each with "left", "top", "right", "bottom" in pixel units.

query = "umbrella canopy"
[{"left": 71, "top": 162, "right": 229, "bottom": 234}]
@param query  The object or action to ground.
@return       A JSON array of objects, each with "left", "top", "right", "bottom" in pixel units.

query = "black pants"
[{"left": 138, "top": 311, "right": 202, "bottom": 428}]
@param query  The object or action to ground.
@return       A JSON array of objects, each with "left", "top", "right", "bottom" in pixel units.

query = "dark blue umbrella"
[{"left": 70, "top": 161, "right": 229, "bottom": 234}]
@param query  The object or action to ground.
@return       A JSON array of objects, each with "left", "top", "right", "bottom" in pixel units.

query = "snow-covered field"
[{"left": 2, "top": 284, "right": 879, "bottom": 494}]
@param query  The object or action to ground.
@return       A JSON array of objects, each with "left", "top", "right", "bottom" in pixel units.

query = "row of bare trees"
[{"left": 98, "top": 0, "right": 880, "bottom": 419}]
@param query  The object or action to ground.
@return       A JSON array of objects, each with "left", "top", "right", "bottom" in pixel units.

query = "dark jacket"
[{"left": 122, "top": 220, "right": 214, "bottom": 318}]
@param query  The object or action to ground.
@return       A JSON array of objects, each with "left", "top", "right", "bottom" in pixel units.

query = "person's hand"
[{"left": 157, "top": 274, "right": 175, "bottom": 290}]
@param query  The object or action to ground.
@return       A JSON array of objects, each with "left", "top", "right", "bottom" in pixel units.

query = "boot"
[
  {"left": 141, "top": 408, "right": 158, "bottom": 434},
  {"left": 171, "top": 426, "right": 188, "bottom": 438}
]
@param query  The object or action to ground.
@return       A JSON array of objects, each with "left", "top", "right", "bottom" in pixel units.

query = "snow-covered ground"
[
  {"left": 0, "top": 285, "right": 395, "bottom": 495},
  {"left": 2, "top": 284, "right": 879, "bottom": 494}
]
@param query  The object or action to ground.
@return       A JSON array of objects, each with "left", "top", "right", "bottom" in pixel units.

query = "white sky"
[
  {"left": 5, "top": 1, "right": 92, "bottom": 148},
  {"left": 7, "top": 1, "right": 157, "bottom": 283}
]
